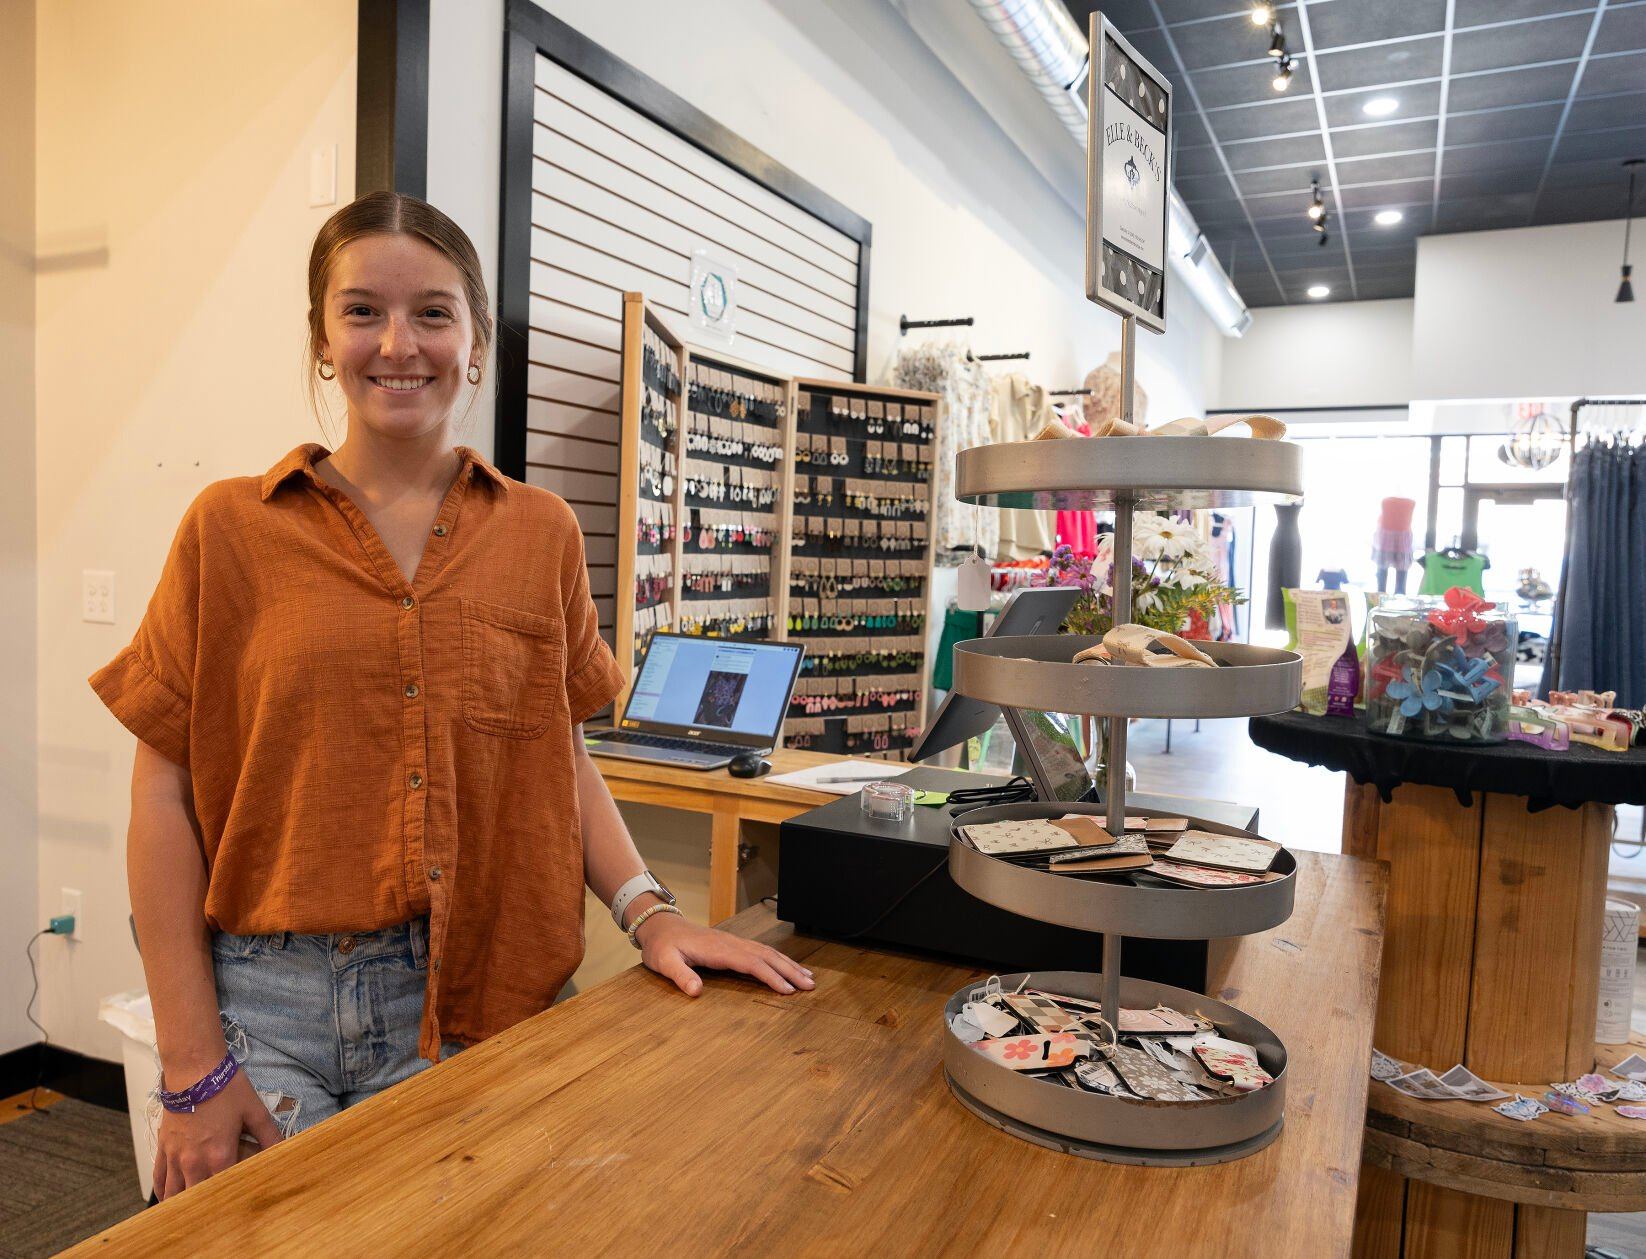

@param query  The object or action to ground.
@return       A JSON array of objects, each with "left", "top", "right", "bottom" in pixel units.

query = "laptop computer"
[{"left": 584, "top": 632, "right": 805, "bottom": 770}]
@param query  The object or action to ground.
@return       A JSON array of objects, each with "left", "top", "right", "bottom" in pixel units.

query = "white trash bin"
[{"left": 99, "top": 989, "right": 159, "bottom": 1201}]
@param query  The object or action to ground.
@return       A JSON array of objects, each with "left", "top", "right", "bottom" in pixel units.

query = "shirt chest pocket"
[{"left": 460, "top": 598, "right": 567, "bottom": 739}]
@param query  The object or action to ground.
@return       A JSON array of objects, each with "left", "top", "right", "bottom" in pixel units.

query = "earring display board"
[
  {"left": 784, "top": 380, "right": 939, "bottom": 760},
  {"left": 616, "top": 295, "right": 940, "bottom": 756}
]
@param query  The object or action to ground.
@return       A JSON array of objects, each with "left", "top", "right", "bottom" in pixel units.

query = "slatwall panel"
[{"left": 526, "top": 55, "right": 863, "bottom": 638}]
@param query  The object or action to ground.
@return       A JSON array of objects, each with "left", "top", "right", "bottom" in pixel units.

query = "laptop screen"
[{"left": 620, "top": 635, "right": 803, "bottom": 741}]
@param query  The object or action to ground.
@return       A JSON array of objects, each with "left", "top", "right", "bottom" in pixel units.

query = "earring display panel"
[
  {"left": 677, "top": 354, "right": 788, "bottom": 641},
  {"left": 784, "top": 382, "right": 940, "bottom": 761}
]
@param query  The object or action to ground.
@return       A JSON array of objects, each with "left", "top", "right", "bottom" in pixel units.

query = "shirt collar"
[{"left": 260, "top": 443, "right": 510, "bottom": 502}]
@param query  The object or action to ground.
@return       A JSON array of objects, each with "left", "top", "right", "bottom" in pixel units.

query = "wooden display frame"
[{"left": 615, "top": 294, "right": 940, "bottom": 758}]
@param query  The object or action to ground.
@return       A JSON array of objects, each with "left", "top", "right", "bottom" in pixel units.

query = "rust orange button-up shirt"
[{"left": 90, "top": 443, "right": 625, "bottom": 1061}]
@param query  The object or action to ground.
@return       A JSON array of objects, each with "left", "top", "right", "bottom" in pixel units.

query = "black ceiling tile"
[
  {"left": 1445, "top": 62, "right": 1578, "bottom": 111},
  {"left": 1439, "top": 166, "right": 1546, "bottom": 197},
  {"left": 1456, "top": 0, "right": 1599, "bottom": 28},
  {"left": 1242, "top": 187, "right": 1313, "bottom": 218},
  {"left": 1322, "top": 81, "right": 1443, "bottom": 126},
  {"left": 1594, "top": 4, "right": 1646, "bottom": 55},
  {"left": 1544, "top": 154, "right": 1645, "bottom": 189},
  {"left": 1555, "top": 125, "right": 1646, "bottom": 162},
  {"left": 1442, "top": 135, "right": 1553, "bottom": 171},
  {"left": 1329, "top": 118, "right": 1440, "bottom": 158},
  {"left": 1339, "top": 177, "right": 1436, "bottom": 208},
  {"left": 1254, "top": 207, "right": 1328, "bottom": 238},
  {"left": 1122, "top": 28, "right": 1179, "bottom": 76},
  {"left": 1234, "top": 164, "right": 1330, "bottom": 196},
  {"left": 1154, "top": 0, "right": 1284, "bottom": 25},
  {"left": 1173, "top": 144, "right": 1231, "bottom": 178},
  {"left": 1531, "top": 182, "right": 1632, "bottom": 222},
  {"left": 1314, "top": 36, "right": 1446, "bottom": 93},
  {"left": 1182, "top": 197, "right": 1252, "bottom": 227},
  {"left": 1306, "top": 1, "right": 1447, "bottom": 51},
  {"left": 1175, "top": 170, "right": 1241, "bottom": 202},
  {"left": 1336, "top": 150, "right": 1439, "bottom": 183},
  {"left": 1201, "top": 97, "right": 1322, "bottom": 141},
  {"left": 1188, "top": 55, "right": 1317, "bottom": 107},
  {"left": 1450, "top": 13, "right": 1595, "bottom": 75},
  {"left": 1432, "top": 191, "right": 1540, "bottom": 230},
  {"left": 1577, "top": 51, "right": 1646, "bottom": 96},
  {"left": 1234, "top": 273, "right": 1287, "bottom": 308},
  {"left": 1164, "top": 15, "right": 1270, "bottom": 70},
  {"left": 1081, "top": 1, "right": 1157, "bottom": 34},
  {"left": 1354, "top": 274, "right": 1417, "bottom": 300},
  {"left": 1347, "top": 247, "right": 1420, "bottom": 274},
  {"left": 1223, "top": 132, "right": 1329, "bottom": 169},
  {"left": 1443, "top": 102, "right": 1564, "bottom": 144},
  {"left": 1174, "top": 107, "right": 1215, "bottom": 148},
  {"left": 1565, "top": 90, "right": 1646, "bottom": 132}
]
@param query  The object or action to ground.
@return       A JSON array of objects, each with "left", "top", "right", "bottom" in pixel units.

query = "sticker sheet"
[
  {"left": 1163, "top": 831, "right": 1282, "bottom": 873},
  {"left": 963, "top": 818, "right": 1105, "bottom": 857},
  {"left": 1147, "top": 858, "right": 1279, "bottom": 888}
]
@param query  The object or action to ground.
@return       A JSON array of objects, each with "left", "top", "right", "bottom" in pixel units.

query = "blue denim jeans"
[{"left": 212, "top": 917, "right": 458, "bottom": 1137}]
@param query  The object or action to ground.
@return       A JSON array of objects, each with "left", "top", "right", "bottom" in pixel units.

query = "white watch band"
[{"left": 610, "top": 871, "right": 665, "bottom": 929}]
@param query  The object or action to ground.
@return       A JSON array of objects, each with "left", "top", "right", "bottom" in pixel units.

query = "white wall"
[
  {"left": 0, "top": 0, "right": 40, "bottom": 1056},
  {"left": 34, "top": 0, "right": 355, "bottom": 1059},
  {"left": 1218, "top": 299, "right": 1414, "bottom": 412},
  {"left": 1413, "top": 220, "right": 1646, "bottom": 402},
  {"left": 424, "top": 0, "right": 1224, "bottom": 430}
]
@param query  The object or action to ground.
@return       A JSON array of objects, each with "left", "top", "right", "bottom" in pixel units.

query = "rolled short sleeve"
[
  {"left": 555, "top": 502, "right": 625, "bottom": 726},
  {"left": 89, "top": 498, "right": 203, "bottom": 766}
]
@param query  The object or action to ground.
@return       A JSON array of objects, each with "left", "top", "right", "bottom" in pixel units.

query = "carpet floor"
[{"left": 0, "top": 1098, "right": 144, "bottom": 1258}]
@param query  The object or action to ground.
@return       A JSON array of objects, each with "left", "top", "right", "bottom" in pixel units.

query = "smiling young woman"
[{"left": 89, "top": 191, "right": 812, "bottom": 1201}]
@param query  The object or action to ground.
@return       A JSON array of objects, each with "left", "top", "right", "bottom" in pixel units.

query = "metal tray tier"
[
  {"left": 943, "top": 969, "right": 1287, "bottom": 1165},
  {"left": 951, "top": 635, "right": 1302, "bottom": 719},
  {"left": 955, "top": 436, "right": 1303, "bottom": 511},
  {"left": 948, "top": 803, "right": 1295, "bottom": 939}
]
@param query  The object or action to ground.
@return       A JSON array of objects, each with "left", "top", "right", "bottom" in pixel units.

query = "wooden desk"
[
  {"left": 73, "top": 849, "right": 1385, "bottom": 1259},
  {"left": 592, "top": 749, "right": 854, "bottom": 923}
]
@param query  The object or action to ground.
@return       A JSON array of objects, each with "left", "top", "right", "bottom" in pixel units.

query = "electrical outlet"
[
  {"left": 82, "top": 570, "right": 115, "bottom": 624},
  {"left": 60, "top": 888, "right": 83, "bottom": 941}
]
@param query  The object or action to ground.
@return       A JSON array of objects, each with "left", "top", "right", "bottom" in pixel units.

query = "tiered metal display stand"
[{"left": 938, "top": 324, "right": 1305, "bottom": 1165}]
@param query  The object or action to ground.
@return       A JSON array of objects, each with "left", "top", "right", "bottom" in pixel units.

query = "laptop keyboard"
[{"left": 592, "top": 730, "right": 748, "bottom": 758}]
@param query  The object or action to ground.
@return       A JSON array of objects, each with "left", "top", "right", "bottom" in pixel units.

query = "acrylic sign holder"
[{"left": 938, "top": 314, "right": 1304, "bottom": 1165}]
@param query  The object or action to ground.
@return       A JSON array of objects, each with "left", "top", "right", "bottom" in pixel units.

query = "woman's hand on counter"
[{"left": 636, "top": 912, "right": 816, "bottom": 997}]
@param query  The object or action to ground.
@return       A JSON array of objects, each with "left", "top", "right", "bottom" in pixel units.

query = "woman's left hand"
[{"left": 635, "top": 911, "right": 815, "bottom": 997}]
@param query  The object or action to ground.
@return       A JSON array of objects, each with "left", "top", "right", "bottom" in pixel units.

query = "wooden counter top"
[{"left": 74, "top": 850, "right": 1386, "bottom": 1259}]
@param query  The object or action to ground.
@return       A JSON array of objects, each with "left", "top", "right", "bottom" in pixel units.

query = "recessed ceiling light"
[
  {"left": 1307, "top": 284, "right": 1331, "bottom": 299},
  {"left": 1363, "top": 96, "right": 1400, "bottom": 118},
  {"left": 1374, "top": 209, "right": 1404, "bottom": 226}
]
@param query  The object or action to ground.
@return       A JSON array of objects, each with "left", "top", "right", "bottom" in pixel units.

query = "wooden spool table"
[{"left": 1251, "top": 712, "right": 1646, "bottom": 1258}]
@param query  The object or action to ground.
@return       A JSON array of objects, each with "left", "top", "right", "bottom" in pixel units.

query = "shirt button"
[
  {"left": 433, "top": 524, "right": 448, "bottom": 537},
  {"left": 338, "top": 936, "right": 356, "bottom": 955},
  {"left": 401, "top": 596, "right": 416, "bottom": 610},
  {"left": 409, "top": 772, "right": 424, "bottom": 789},
  {"left": 429, "top": 866, "right": 443, "bottom": 881},
  {"left": 404, "top": 682, "right": 419, "bottom": 699}
]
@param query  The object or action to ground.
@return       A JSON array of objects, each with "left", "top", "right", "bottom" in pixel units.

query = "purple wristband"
[{"left": 158, "top": 1051, "right": 239, "bottom": 1113}]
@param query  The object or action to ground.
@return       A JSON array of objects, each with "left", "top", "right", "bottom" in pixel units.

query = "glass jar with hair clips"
[{"left": 1365, "top": 591, "right": 1515, "bottom": 744}]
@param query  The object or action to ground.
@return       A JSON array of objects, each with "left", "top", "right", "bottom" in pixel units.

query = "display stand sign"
[{"left": 1085, "top": 17, "right": 1172, "bottom": 333}]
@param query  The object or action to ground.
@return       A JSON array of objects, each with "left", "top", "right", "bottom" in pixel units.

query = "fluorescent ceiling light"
[
  {"left": 1363, "top": 96, "right": 1399, "bottom": 118},
  {"left": 1307, "top": 284, "right": 1331, "bottom": 299},
  {"left": 1374, "top": 209, "right": 1404, "bottom": 226}
]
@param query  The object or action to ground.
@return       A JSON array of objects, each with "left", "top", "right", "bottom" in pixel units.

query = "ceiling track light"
[
  {"left": 1272, "top": 55, "right": 1294, "bottom": 92},
  {"left": 1306, "top": 178, "right": 1325, "bottom": 222},
  {"left": 1618, "top": 158, "right": 1642, "bottom": 304},
  {"left": 1251, "top": 3, "right": 1273, "bottom": 25},
  {"left": 1267, "top": 25, "right": 1287, "bottom": 57}
]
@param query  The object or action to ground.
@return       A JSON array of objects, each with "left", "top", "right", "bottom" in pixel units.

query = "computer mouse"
[{"left": 728, "top": 752, "right": 770, "bottom": 779}]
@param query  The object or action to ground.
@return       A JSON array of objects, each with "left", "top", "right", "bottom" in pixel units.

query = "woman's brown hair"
[{"left": 304, "top": 191, "right": 494, "bottom": 437}]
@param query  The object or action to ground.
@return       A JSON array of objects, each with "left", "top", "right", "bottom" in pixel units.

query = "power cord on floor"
[{"left": 23, "top": 915, "right": 74, "bottom": 1115}]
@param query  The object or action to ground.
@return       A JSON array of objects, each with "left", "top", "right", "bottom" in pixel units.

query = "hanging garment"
[
  {"left": 1266, "top": 502, "right": 1302, "bottom": 629},
  {"left": 1371, "top": 496, "right": 1416, "bottom": 593},
  {"left": 1082, "top": 350, "right": 1149, "bottom": 432},
  {"left": 1054, "top": 414, "right": 1097, "bottom": 557},
  {"left": 1546, "top": 439, "right": 1646, "bottom": 705},
  {"left": 1417, "top": 550, "right": 1489, "bottom": 596},
  {"left": 932, "top": 605, "right": 984, "bottom": 691},
  {"left": 1318, "top": 568, "right": 1349, "bottom": 590},
  {"left": 894, "top": 342, "right": 996, "bottom": 563},
  {"left": 990, "top": 373, "right": 1057, "bottom": 559}
]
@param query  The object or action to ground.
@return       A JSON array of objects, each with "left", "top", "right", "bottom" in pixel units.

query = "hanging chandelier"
[{"left": 1497, "top": 409, "right": 1564, "bottom": 470}]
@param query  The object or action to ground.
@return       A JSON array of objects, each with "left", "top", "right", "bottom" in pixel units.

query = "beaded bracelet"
[
  {"left": 158, "top": 1051, "right": 239, "bottom": 1113},
  {"left": 627, "top": 902, "right": 683, "bottom": 949}
]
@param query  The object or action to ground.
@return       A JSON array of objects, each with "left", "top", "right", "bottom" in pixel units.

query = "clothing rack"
[
  {"left": 1050, "top": 388, "right": 1093, "bottom": 396},
  {"left": 899, "top": 314, "right": 974, "bottom": 335},
  {"left": 973, "top": 351, "right": 1031, "bottom": 362}
]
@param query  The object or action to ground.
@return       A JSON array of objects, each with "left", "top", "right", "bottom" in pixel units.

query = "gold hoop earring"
[
  {"left": 466, "top": 364, "right": 482, "bottom": 385},
  {"left": 317, "top": 359, "right": 336, "bottom": 380}
]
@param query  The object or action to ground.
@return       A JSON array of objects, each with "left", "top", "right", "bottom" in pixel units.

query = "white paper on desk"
[
  {"left": 1612, "top": 1053, "right": 1646, "bottom": 1082},
  {"left": 764, "top": 760, "right": 912, "bottom": 795},
  {"left": 1387, "top": 1068, "right": 1463, "bottom": 1100}
]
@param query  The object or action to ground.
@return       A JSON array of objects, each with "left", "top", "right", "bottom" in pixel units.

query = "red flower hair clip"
[{"left": 1427, "top": 586, "right": 1496, "bottom": 643}]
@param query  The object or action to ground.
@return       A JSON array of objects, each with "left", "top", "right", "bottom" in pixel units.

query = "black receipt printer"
[{"left": 777, "top": 766, "right": 1257, "bottom": 988}]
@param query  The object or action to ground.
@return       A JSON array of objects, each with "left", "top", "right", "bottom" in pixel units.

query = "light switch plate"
[
  {"left": 61, "top": 888, "right": 83, "bottom": 941},
  {"left": 309, "top": 144, "right": 338, "bottom": 208},
  {"left": 82, "top": 570, "right": 115, "bottom": 624}
]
